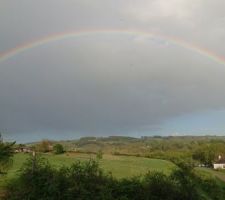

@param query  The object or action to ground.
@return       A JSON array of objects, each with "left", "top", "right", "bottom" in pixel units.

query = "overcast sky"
[{"left": 1, "top": 0, "right": 225, "bottom": 142}]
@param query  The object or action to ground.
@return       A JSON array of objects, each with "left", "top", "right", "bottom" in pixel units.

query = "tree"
[
  {"left": 53, "top": 144, "right": 64, "bottom": 154},
  {"left": 35, "top": 140, "right": 52, "bottom": 153},
  {"left": 96, "top": 150, "right": 103, "bottom": 160},
  {"left": 192, "top": 145, "right": 215, "bottom": 167},
  {"left": 0, "top": 133, "right": 15, "bottom": 174}
]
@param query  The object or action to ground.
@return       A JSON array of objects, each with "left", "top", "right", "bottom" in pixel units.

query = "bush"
[
  {"left": 96, "top": 150, "right": 103, "bottom": 160},
  {"left": 4, "top": 156, "right": 225, "bottom": 200},
  {"left": 143, "top": 172, "right": 180, "bottom": 200},
  {"left": 4, "top": 157, "right": 114, "bottom": 200},
  {"left": 35, "top": 140, "right": 52, "bottom": 153},
  {"left": 53, "top": 144, "right": 64, "bottom": 154},
  {"left": 0, "top": 140, "right": 15, "bottom": 174}
]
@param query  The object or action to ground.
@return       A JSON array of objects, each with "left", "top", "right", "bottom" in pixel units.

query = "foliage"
[
  {"left": 5, "top": 158, "right": 114, "bottom": 200},
  {"left": 35, "top": 140, "right": 52, "bottom": 153},
  {"left": 2, "top": 153, "right": 175, "bottom": 182},
  {"left": 192, "top": 145, "right": 215, "bottom": 166},
  {"left": 53, "top": 144, "right": 64, "bottom": 154},
  {"left": 48, "top": 136, "right": 225, "bottom": 166},
  {"left": 0, "top": 135, "right": 15, "bottom": 174},
  {"left": 96, "top": 150, "right": 103, "bottom": 160},
  {"left": 4, "top": 157, "right": 225, "bottom": 200}
]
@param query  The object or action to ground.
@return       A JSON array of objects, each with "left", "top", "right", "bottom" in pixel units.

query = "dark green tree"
[
  {"left": 192, "top": 145, "right": 215, "bottom": 167},
  {"left": 96, "top": 150, "right": 103, "bottom": 160},
  {"left": 0, "top": 133, "right": 15, "bottom": 174},
  {"left": 53, "top": 143, "right": 64, "bottom": 154}
]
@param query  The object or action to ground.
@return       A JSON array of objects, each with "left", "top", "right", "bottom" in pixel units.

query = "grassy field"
[
  {"left": 0, "top": 152, "right": 175, "bottom": 188},
  {"left": 2, "top": 153, "right": 225, "bottom": 199},
  {"left": 196, "top": 167, "right": 225, "bottom": 183}
]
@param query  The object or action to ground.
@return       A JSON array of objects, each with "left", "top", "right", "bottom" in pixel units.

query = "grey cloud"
[{"left": 1, "top": 0, "right": 225, "bottom": 140}]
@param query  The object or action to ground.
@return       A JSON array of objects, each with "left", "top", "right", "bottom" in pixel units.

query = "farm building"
[
  {"left": 213, "top": 155, "right": 225, "bottom": 169},
  {"left": 213, "top": 162, "right": 225, "bottom": 169},
  {"left": 14, "top": 146, "right": 32, "bottom": 153}
]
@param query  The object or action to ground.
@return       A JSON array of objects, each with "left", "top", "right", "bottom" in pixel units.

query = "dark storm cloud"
[{"left": 1, "top": 0, "right": 225, "bottom": 140}]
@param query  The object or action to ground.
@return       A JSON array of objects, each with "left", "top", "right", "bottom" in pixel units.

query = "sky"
[{"left": 1, "top": 0, "right": 225, "bottom": 143}]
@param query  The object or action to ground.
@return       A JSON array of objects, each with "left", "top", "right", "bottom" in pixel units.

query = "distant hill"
[{"left": 25, "top": 135, "right": 225, "bottom": 157}]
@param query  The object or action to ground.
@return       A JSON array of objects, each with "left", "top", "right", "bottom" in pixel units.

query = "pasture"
[
  {"left": 0, "top": 152, "right": 175, "bottom": 188},
  {"left": 1, "top": 152, "right": 225, "bottom": 199},
  {"left": 2, "top": 153, "right": 225, "bottom": 184}
]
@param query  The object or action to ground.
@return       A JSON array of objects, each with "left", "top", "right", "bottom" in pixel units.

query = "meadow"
[
  {"left": 2, "top": 136, "right": 225, "bottom": 199},
  {"left": 2, "top": 152, "right": 225, "bottom": 185},
  {"left": 1, "top": 152, "right": 175, "bottom": 184},
  {"left": 3, "top": 135, "right": 225, "bottom": 187},
  {"left": 0, "top": 152, "right": 176, "bottom": 198},
  {"left": 2, "top": 152, "right": 225, "bottom": 199}
]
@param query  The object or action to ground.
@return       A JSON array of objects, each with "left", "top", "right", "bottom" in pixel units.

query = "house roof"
[{"left": 214, "top": 160, "right": 225, "bottom": 164}]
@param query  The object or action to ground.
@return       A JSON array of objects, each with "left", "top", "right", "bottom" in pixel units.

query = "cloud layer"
[{"left": 1, "top": 0, "right": 225, "bottom": 140}]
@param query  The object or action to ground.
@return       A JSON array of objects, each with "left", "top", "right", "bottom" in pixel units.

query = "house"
[
  {"left": 14, "top": 146, "right": 33, "bottom": 153},
  {"left": 213, "top": 155, "right": 225, "bottom": 169},
  {"left": 213, "top": 161, "right": 225, "bottom": 169}
]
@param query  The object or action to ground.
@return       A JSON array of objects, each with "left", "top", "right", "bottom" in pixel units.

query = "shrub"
[
  {"left": 53, "top": 144, "right": 64, "bottom": 154},
  {"left": 96, "top": 150, "right": 103, "bottom": 160},
  {"left": 4, "top": 156, "right": 225, "bottom": 200},
  {"left": 35, "top": 140, "right": 52, "bottom": 153},
  {"left": 0, "top": 140, "right": 15, "bottom": 174}
]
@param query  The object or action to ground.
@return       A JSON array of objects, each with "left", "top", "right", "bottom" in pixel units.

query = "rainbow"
[{"left": 0, "top": 28, "right": 225, "bottom": 65}]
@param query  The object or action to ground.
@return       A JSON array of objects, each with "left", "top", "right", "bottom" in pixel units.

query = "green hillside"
[{"left": 1, "top": 152, "right": 175, "bottom": 184}]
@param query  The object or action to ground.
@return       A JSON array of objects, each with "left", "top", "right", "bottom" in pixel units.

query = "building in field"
[
  {"left": 213, "top": 155, "right": 225, "bottom": 169},
  {"left": 14, "top": 146, "right": 33, "bottom": 153},
  {"left": 213, "top": 162, "right": 225, "bottom": 169}
]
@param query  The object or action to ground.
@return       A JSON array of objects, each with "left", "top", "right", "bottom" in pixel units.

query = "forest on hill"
[{"left": 25, "top": 136, "right": 225, "bottom": 167}]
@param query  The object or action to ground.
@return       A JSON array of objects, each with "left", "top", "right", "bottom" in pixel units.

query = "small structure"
[
  {"left": 213, "top": 155, "right": 225, "bottom": 169},
  {"left": 213, "top": 161, "right": 225, "bottom": 169},
  {"left": 14, "top": 146, "right": 32, "bottom": 153}
]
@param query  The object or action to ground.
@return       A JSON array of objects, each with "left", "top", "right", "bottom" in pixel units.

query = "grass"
[
  {"left": 1, "top": 153, "right": 225, "bottom": 199},
  {"left": 44, "top": 153, "right": 175, "bottom": 178},
  {"left": 0, "top": 152, "right": 175, "bottom": 189},
  {"left": 196, "top": 167, "right": 225, "bottom": 184}
]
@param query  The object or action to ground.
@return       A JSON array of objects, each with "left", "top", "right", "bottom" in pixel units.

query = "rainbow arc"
[{"left": 0, "top": 29, "right": 225, "bottom": 65}]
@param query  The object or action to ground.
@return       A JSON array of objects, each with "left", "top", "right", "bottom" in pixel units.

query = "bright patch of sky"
[{"left": 162, "top": 110, "right": 225, "bottom": 135}]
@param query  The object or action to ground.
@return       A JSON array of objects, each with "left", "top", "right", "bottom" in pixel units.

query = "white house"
[
  {"left": 213, "top": 163, "right": 225, "bottom": 169},
  {"left": 14, "top": 146, "right": 32, "bottom": 153},
  {"left": 213, "top": 155, "right": 225, "bottom": 169}
]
